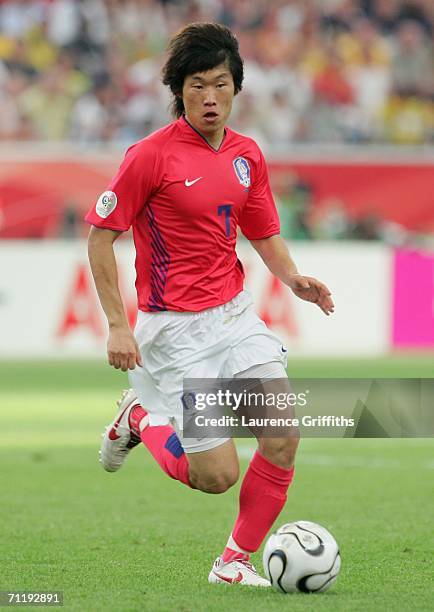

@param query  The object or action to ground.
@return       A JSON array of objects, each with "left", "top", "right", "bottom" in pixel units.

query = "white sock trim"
[
  {"left": 138, "top": 415, "right": 148, "bottom": 432},
  {"left": 226, "top": 534, "right": 250, "bottom": 556}
]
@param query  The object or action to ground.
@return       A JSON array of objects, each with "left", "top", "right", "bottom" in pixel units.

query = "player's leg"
[
  {"left": 182, "top": 438, "right": 239, "bottom": 494},
  {"left": 100, "top": 386, "right": 239, "bottom": 492},
  {"left": 138, "top": 409, "right": 239, "bottom": 493},
  {"left": 177, "top": 430, "right": 273, "bottom": 587},
  {"left": 210, "top": 361, "right": 299, "bottom": 585},
  {"left": 228, "top": 432, "right": 298, "bottom": 556}
]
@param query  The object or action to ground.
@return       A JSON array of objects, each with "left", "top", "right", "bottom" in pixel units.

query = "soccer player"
[{"left": 86, "top": 23, "right": 334, "bottom": 586}]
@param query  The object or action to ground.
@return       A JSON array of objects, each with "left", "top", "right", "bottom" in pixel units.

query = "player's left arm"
[{"left": 250, "top": 234, "right": 335, "bottom": 316}]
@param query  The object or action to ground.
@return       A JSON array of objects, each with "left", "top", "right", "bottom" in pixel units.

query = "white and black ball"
[{"left": 263, "top": 521, "right": 341, "bottom": 593}]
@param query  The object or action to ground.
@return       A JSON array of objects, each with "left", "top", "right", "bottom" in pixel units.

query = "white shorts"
[{"left": 129, "top": 290, "right": 288, "bottom": 453}]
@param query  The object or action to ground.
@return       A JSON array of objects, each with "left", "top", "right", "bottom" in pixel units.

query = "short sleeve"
[
  {"left": 85, "top": 141, "right": 158, "bottom": 231},
  {"left": 238, "top": 148, "right": 280, "bottom": 240}
]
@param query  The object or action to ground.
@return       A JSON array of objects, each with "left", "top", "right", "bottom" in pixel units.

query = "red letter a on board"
[
  {"left": 57, "top": 264, "right": 103, "bottom": 338},
  {"left": 259, "top": 275, "right": 298, "bottom": 338}
]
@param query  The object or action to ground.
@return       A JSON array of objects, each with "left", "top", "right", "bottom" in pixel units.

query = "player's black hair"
[{"left": 162, "top": 22, "right": 244, "bottom": 117}]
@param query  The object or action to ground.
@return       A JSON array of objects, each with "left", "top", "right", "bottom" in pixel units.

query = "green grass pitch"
[{"left": 1, "top": 357, "right": 433, "bottom": 611}]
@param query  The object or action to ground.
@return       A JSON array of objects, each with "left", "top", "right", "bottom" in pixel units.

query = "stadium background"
[{"left": 1, "top": 1, "right": 433, "bottom": 611}]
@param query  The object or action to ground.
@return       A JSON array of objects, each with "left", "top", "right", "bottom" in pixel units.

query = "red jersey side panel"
[{"left": 85, "top": 117, "right": 280, "bottom": 312}]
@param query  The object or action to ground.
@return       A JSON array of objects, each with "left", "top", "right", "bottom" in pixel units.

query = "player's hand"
[
  {"left": 107, "top": 325, "right": 143, "bottom": 371},
  {"left": 288, "top": 274, "right": 335, "bottom": 316}
]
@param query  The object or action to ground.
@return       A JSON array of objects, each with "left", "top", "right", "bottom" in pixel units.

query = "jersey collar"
[{"left": 180, "top": 115, "right": 228, "bottom": 153}]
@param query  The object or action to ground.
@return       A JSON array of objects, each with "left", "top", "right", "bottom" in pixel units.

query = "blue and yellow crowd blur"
[{"left": 0, "top": 0, "right": 432, "bottom": 145}]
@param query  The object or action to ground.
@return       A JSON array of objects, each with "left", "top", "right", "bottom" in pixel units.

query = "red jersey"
[{"left": 85, "top": 116, "right": 280, "bottom": 312}]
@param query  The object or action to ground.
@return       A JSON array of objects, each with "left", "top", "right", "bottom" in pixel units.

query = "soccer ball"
[{"left": 263, "top": 521, "right": 341, "bottom": 593}]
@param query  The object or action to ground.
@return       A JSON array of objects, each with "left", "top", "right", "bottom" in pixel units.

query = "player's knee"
[
  {"left": 190, "top": 466, "right": 239, "bottom": 494},
  {"left": 259, "top": 435, "right": 299, "bottom": 469},
  {"left": 201, "top": 472, "right": 239, "bottom": 494}
]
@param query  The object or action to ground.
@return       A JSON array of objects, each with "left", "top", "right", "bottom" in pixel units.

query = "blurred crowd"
[
  {"left": 0, "top": 0, "right": 433, "bottom": 146},
  {"left": 272, "top": 172, "right": 416, "bottom": 245}
]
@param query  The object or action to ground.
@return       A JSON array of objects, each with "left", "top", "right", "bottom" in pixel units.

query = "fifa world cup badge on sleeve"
[
  {"left": 96, "top": 191, "right": 118, "bottom": 218},
  {"left": 233, "top": 157, "right": 251, "bottom": 189}
]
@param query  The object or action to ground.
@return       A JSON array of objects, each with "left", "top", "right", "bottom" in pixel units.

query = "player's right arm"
[
  {"left": 85, "top": 141, "right": 158, "bottom": 370},
  {"left": 88, "top": 226, "right": 142, "bottom": 372}
]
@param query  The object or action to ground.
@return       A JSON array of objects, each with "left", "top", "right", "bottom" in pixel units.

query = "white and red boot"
[
  {"left": 99, "top": 389, "right": 148, "bottom": 472},
  {"left": 208, "top": 555, "right": 270, "bottom": 587}
]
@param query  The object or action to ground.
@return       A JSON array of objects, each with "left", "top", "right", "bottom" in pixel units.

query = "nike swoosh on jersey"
[
  {"left": 185, "top": 177, "right": 203, "bottom": 187},
  {"left": 212, "top": 570, "right": 243, "bottom": 584}
]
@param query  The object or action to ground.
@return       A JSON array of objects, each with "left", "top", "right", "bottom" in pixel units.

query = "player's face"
[{"left": 181, "top": 63, "right": 235, "bottom": 147}]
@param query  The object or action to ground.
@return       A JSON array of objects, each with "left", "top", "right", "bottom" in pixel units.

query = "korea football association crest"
[
  {"left": 96, "top": 191, "right": 117, "bottom": 218},
  {"left": 233, "top": 156, "right": 251, "bottom": 190}
]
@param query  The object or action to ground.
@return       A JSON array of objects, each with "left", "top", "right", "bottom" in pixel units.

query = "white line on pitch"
[{"left": 236, "top": 445, "right": 434, "bottom": 469}]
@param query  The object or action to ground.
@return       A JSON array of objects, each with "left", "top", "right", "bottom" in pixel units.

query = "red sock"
[
  {"left": 221, "top": 547, "right": 249, "bottom": 564},
  {"left": 228, "top": 450, "right": 295, "bottom": 554},
  {"left": 130, "top": 406, "right": 192, "bottom": 487}
]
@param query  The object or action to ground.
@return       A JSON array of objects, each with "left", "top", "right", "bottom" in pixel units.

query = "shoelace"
[{"left": 236, "top": 558, "right": 256, "bottom": 573}]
